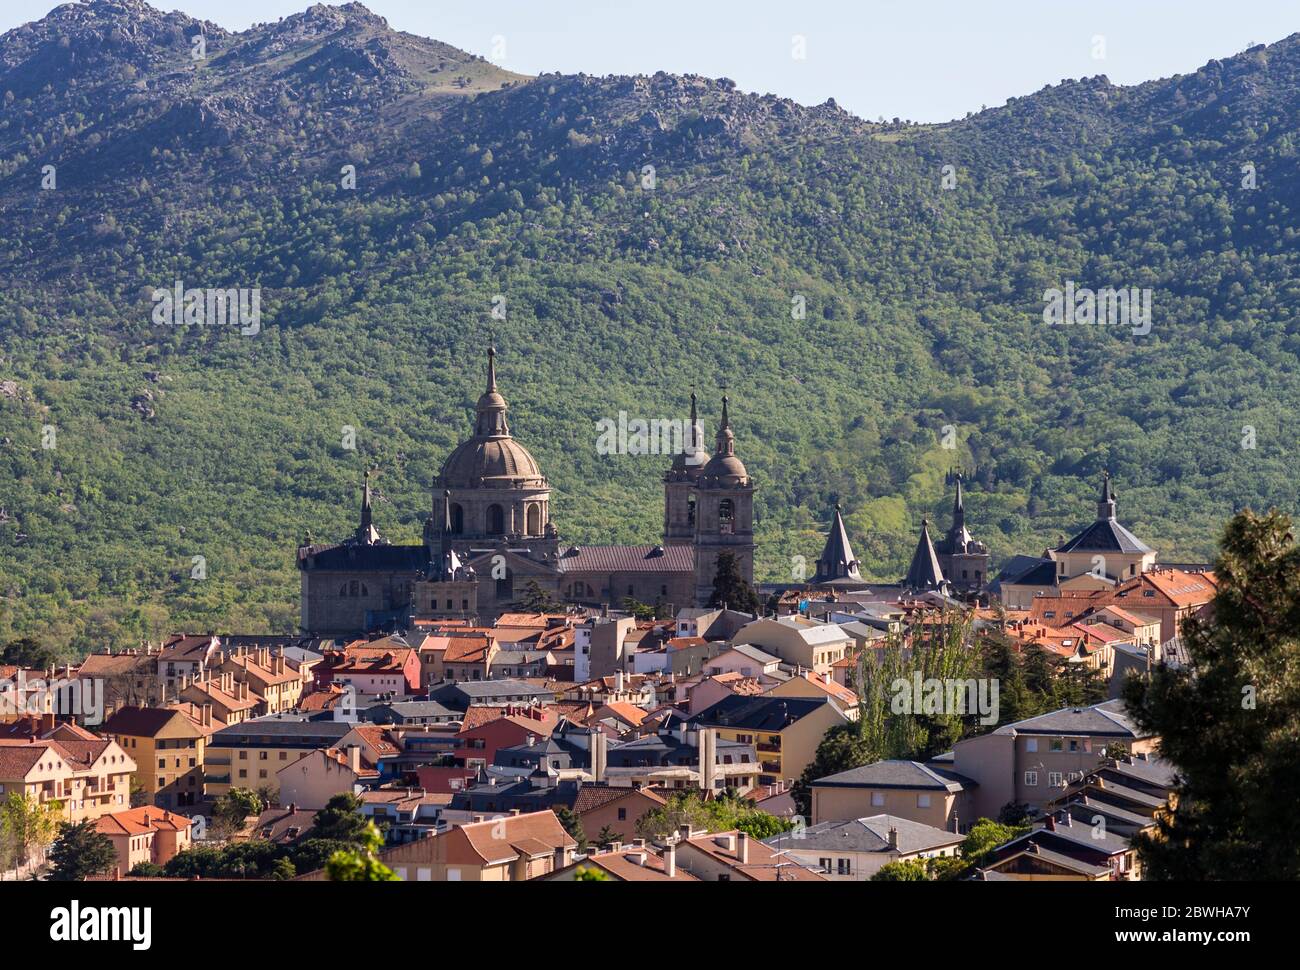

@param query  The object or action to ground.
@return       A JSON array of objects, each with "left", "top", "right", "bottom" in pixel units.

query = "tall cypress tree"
[
  {"left": 707, "top": 550, "right": 759, "bottom": 613},
  {"left": 1123, "top": 509, "right": 1300, "bottom": 879}
]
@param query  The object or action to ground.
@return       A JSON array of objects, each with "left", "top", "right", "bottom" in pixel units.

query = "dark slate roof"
[
  {"left": 1055, "top": 518, "right": 1153, "bottom": 555},
  {"left": 297, "top": 542, "right": 430, "bottom": 572},
  {"left": 439, "top": 679, "right": 555, "bottom": 700},
  {"left": 555, "top": 544, "right": 693, "bottom": 573},
  {"left": 903, "top": 520, "right": 946, "bottom": 591},
  {"left": 998, "top": 556, "right": 1058, "bottom": 587},
  {"left": 210, "top": 719, "right": 352, "bottom": 743},
  {"left": 363, "top": 700, "right": 460, "bottom": 722},
  {"left": 689, "top": 695, "right": 834, "bottom": 731},
  {"left": 812, "top": 759, "right": 975, "bottom": 792},
  {"left": 993, "top": 841, "right": 1111, "bottom": 877},
  {"left": 994, "top": 698, "right": 1142, "bottom": 738},
  {"left": 606, "top": 731, "right": 754, "bottom": 767},
  {"left": 810, "top": 506, "right": 863, "bottom": 585},
  {"left": 764, "top": 815, "right": 962, "bottom": 855},
  {"left": 1109, "top": 755, "right": 1177, "bottom": 789}
]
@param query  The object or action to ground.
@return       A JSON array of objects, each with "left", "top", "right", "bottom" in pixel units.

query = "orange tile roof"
[
  {"left": 682, "top": 830, "right": 826, "bottom": 881},
  {"left": 439, "top": 810, "right": 575, "bottom": 866},
  {"left": 443, "top": 636, "right": 494, "bottom": 665},
  {"left": 96, "top": 806, "right": 192, "bottom": 837}
]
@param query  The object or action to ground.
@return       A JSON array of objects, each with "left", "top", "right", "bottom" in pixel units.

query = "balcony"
[
  {"left": 760, "top": 760, "right": 781, "bottom": 774},
  {"left": 756, "top": 742, "right": 782, "bottom": 754}
]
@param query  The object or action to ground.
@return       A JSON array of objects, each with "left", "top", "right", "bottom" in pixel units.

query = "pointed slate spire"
[
  {"left": 812, "top": 503, "right": 862, "bottom": 583},
  {"left": 355, "top": 470, "right": 382, "bottom": 545},
  {"left": 904, "top": 518, "right": 946, "bottom": 591},
  {"left": 1097, "top": 470, "right": 1117, "bottom": 520},
  {"left": 438, "top": 488, "right": 462, "bottom": 580},
  {"left": 945, "top": 474, "right": 973, "bottom": 554}
]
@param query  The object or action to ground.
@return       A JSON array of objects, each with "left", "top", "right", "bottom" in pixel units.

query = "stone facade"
[{"left": 297, "top": 350, "right": 756, "bottom": 635}]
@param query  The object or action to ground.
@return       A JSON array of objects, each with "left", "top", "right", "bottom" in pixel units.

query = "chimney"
[
  {"left": 346, "top": 745, "right": 361, "bottom": 773},
  {"left": 239, "top": 680, "right": 249, "bottom": 701},
  {"left": 201, "top": 703, "right": 212, "bottom": 728},
  {"left": 887, "top": 826, "right": 899, "bottom": 848},
  {"left": 553, "top": 845, "right": 568, "bottom": 872},
  {"left": 737, "top": 831, "right": 750, "bottom": 865},
  {"left": 590, "top": 729, "right": 608, "bottom": 783},
  {"left": 697, "top": 727, "right": 717, "bottom": 793},
  {"left": 1045, "top": 815, "right": 1057, "bottom": 831},
  {"left": 677, "top": 824, "right": 693, "bottom": 842},
  {"left": 952, "top": 814, "right": 960, "bottom": 833},
  {"left": 664, "top": 841, "right": 676, "bottom": 878}
]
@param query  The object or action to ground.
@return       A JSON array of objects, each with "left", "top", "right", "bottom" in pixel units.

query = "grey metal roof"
[
  {"left": 994, "top": 698, "right": 1142, "bottom": 738},
  {"left": 689, "top": 695, "right": 836, "bottom": 731},
  {"left": 813, "top": 759, "right": 974, "bottom": 792},
  {"left": 764, "top": 814, "right": 962, "bottom": 856}
]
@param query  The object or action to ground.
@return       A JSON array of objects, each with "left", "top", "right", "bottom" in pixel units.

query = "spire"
[
  {"left": 1097, "top": 470, "right": 1117, "bottom": 520},
  {"left": 904, "top": 518, "right": 946, "bottom": 592},
  {"left": 812, "top": 503, "right": 861, "bottom": 583},
  {"left": 945, "top": 475, "right": 973, "bottom": 553},
  {"left": 474, "top": 346, "right": 510, "bottom": 437},
  {"left": 438, "top": 489, "right": 462, "bottom": 580},
  {"left": 714, "top": 394, "right": 735, "bottom": 456},
  {"left": 354, "top": 470, "right": 382, "bottom": 545}
]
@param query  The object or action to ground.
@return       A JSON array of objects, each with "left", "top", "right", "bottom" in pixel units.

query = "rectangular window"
[
  {"left": 917, "top": 794, "right": 931, "bottom": 808},
  {"left": 837, "top": 859, "right": 851, "bottom": 875},
  {"left": 1024, "top": 771, "right": 1038, "bottom": 787},
  {"left": 1049, "top": 772, "right": 1064, "bottom": 787},
  {"left": 1025, "top": 738, "right": 1038, "bottom": 753},
  {"left": 1050, "top": 739, "right": 1064, "bottom": 752},
  {"left": 871, "top": 792, "right": 885, "bottom": 807}
]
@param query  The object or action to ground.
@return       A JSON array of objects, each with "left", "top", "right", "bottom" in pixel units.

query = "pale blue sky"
[{"left": 5, "top": 1, "right": 1298, "bottom": 122}]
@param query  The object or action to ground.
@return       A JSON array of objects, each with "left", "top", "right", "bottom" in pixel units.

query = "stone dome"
[
  {"left": 436, "top": 346, "right": 547, "bottom": 488},
  {"left": 440, "top": 435, "right": 545, "bottom": 487}
]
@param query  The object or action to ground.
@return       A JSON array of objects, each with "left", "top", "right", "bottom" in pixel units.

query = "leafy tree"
[
  {"left": 1123, "top": 509, "right": 1300, "bottom": 880},
  {"left": 0, "top": 792, "right": 63, "bottom": 870},
  {"left": 871, "top": 858, "right": 929, "bottom": 881},
  {"left": 706, "top": 550, "right": 759, "bottom": 613},
  {"left": 961, "top": 818, "right": 1029, "bottom": 868},
  {"left": 312, "top": 793, "right": 369, "bottom": 843},
  {"left": 212, "top": 787, "right": 263, "bottom": 838},
  {"left": 128, "top": 861, "right": 165, "bottom": 877},
  {"left": 48, "top": 820, "right": 117, "bottom": 881},
  {"left": 326, "top": 821, "right": 398, "bottom": 881},
  {"left": 0, "top": 636, "right": 57, "bottom": 669},
  {"left": 573, "top": 864, "right": 610, "bottom": 881}
]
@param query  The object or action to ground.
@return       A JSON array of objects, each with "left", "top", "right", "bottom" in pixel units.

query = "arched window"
[
  {"left": 526, "top": 503, "right": 541, "bottom": 535},
  {"left": 487, "top": 504, "right": 505, "bottom": 535},
  {"left": 687, "top": 494, "right": 696, "bottom": 527},
  {"left": 719, "top": 499, "right": 735, "bottom": 534},
  {"left": 450, "top": 503, "right": 464, "bottom": 534}
]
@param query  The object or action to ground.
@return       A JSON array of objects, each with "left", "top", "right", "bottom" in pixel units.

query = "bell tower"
[
  {"left": 692, "top": 395, "right": 756, "bottom": 607},
  {"left": 664, "top": 391, "right": 704, "bottom": 545}
]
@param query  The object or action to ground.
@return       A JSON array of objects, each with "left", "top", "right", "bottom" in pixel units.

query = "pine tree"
[
  {"left": 1123, "top": 509, "right": 1300, "bottom": 879},
  {"left": 48, "top": 820, "right": 117, "bottom": 881}
]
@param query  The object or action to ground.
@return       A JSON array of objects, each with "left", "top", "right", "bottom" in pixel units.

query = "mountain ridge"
[{"left": 1, "top": 1, "right": 1298, "bottom": 654}]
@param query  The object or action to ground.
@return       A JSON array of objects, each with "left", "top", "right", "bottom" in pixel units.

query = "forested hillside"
[{"left": 2, "top": 0, "right": 1298, "bottom": 655}]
